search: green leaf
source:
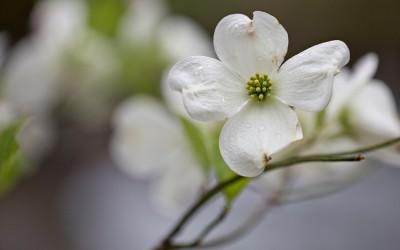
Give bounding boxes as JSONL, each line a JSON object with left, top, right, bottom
{"left": 86, "top": 0, "right": 125, "bottom": 37}
{"left": 207, "top": 134, "right": 250, "bottom": 205}
{"left": 0, "top": 121, "right": 26, "bottom": 197}
{"left": 118, "top": 43, "right": 169, "bottom": 96}
{"left": 178, "top": 116, "right": 210, "bottom": 174}
{"left": 316, "top": 109, "right": 326, "bottom": 128}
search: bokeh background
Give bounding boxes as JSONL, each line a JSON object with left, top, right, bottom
{"left": 0, "top": 0, "right": 399, "bottom": 250}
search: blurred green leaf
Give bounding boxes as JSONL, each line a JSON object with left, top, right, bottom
{"left": 207, "top": 134, "right": 250, "bottom": 205}
{"left": 86, "top": 0, "right": 125, "bottom": 37}
{"left": 118, "top": 43, "right": 169, "bottom": 97}
{"left": 179, "top": 116, "right": 210, "bottom": 174}
{"left": 0, "top": 121, "right": 25, "bottom": 197}
{"left": 316, "top": 110, "right": 326, "bottom": 128}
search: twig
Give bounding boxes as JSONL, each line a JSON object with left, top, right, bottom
{"left": 319, "top": 137, "right": 400, "bottom": 156}
{"left": 154, "top": 136, "right": 400, "bottom": 249}
{"left": 155, "top": 154, "right": 363, "bottom": 249}
{"left": 169, "top": 206, "right": 230, "bottom": 249}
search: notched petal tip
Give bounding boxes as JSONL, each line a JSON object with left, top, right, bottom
{"left": 253, "top": 11, "right": 281, "bottom": 25}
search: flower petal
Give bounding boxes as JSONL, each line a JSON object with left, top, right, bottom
{"left": 350, "top": 80, "right": 400, "bottom": 140}
{"left": 110, "top": 96, "right": 185, "bottom": 178}
{"left": 168, "top": 56, "right": 248, "bottom": 121}
{"left": 118, "top": 0, "right": 167, "bottom": 44}
{"left": 274, "top": 40, "right": 350, "bottom": 112}
{"left": 350, "top": 52, "right": 378, "bottom": 83}
{"left": 214, "top": 11, "right": 288, "bottom": 80}
{"left": 219, "top": 98, "right": 303, "bottom": 177}
{"left": 156, "top": 16, "right": 214, "bottom": 61}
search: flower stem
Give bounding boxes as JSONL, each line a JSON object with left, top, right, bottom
{"left": 156, "top": 155, "right": 364, "bottom": 249}
{"left": 321, "top": 137, "right": 400, "bottom": 156}
{"left": 156, "top": 136, "right": 400, "bottom": 249}
{"left": 157, "top": 175, "right": 242, "bottom": 249}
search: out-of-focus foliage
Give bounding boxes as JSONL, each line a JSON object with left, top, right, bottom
{"left": 0, "top": 120, "right": 25, "bottom": 196}
{"left": 208, "top": 136, "right": 250, "bottom": 205}
{"left": 86, "top": 0, "right": 125, "bottom": 37}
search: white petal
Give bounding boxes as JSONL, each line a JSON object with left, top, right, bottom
{"left": 350, "top": 52, "right": 378, "bottom": 83}
{"left": 219, "top": 98, "right": 303, "bottom": 177}
{"left": 214, "top": 11, "right": 288, "bottom": 80}
{"left": 350, "top": 80, "right": 400, "bottom": 140}
{"left": 161, "top": 68, "right": 189, "bottom": 117}
{"left": 32, "top": 0, "right": 86, "bottom": 50}
{"left": 327, "top": 54, "right": 378, "bottom": 120}
{"left": 156, "top": 16, "right": 214, "bottom": 61}
{"left": 274, "top": 40, "right": 350, "bottom": 112}
{"left": 110, "top": 96, "right": 185, "bottom": 178}
{"left": 3, "top": 40, "right": 61, "bottom": 115}
{"left": 117, "top": 0, "right": 167, "bottom": 44}
{"left": 168, "top": 56, "right": 248, "bottom": 121}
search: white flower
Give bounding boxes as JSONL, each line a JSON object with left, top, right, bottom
{"left": 118, "top": 0, "right": 213, "bottom": 60}
{"left": 326, "top": 53, "right": 400, "bottom": 165}
{"left": 118, "top": 0, "right": 168, "bottom": 44}
{"left": 168, "top": 11, "right": 350, "bottom": 177}
{"left": 3, "top": 0, "right": 119, "bottom": 129}
{"left": 110, "top": 96, "right": 206, "bottom": 213}
{"left": 31, "top": 0, "right": 86, "bottom": 52}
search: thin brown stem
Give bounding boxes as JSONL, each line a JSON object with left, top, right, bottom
{"left": 151, "top": 135, "right": 400, "bottom": 250}
{"left": 321, "top": 137, "right": 400, "bottom": 156}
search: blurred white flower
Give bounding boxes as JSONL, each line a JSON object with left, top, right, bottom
{"left": 110, "top": 4, "right": 219, "bottom": 212}
{"left": 3, "top": 40, "right": 61, "bottom": 115}
{"left": 2, "top": 0, "right": 119, "bottom": 129}
{"left": 110, "top": 96, "right": 206, "bottom": 213}
{"left": 118, "top": 0, "right": 213, "bottom": 60}
{"left": 2, "top": 0, "right": 86, "bottom": 115}
{"left": 118, "top": 0, "right": 167, "bottom": 44}
{"left": 327, "top": 53, "right": 400, "bottom": 165}
{"left": 31, "top": 0, "right": 86, "bottom": 52}
{"left": 156, "top": 16, "right": 214, "bottom": 61}
{"left": 258, "top": 53, "right": 400, "bottom": 202}
{"left": 168, "top": 11, "right": 350, "bottom": 177}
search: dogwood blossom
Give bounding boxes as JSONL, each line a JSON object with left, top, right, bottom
{"left": 326, "top": 53, "right": 400, "bottom": 165}
{"left": 110, "top": 96, "right": 206, "bottom": 213}
{"left": 168, "top": 11, "right": 350, "bottom": 177}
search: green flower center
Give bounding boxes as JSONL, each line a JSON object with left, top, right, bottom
{"left": 246, "top": 73, "right": 272, "bottom": 102}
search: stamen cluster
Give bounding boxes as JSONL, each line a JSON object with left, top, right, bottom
{"left": 246, "top": 73, "right": 272, "bottom": 101}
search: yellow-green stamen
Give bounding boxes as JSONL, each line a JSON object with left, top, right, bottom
{"left": 246, "top": 73, "right": 272, "bottom": 102}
